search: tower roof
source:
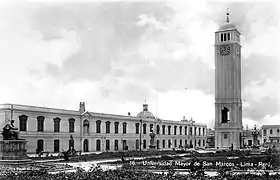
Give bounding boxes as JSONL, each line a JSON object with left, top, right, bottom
{"left": 217, "top": 11, "right": 238, "bottom": 32}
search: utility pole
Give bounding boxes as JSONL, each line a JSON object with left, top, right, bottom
{"left": 11, "top": 104, "right": 13, "bottom": 120}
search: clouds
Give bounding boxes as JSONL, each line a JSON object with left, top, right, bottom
{"left": 0, "top": 0, "right": 278, "bottom": 128}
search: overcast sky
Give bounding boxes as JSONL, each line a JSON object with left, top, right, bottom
{"left": 0, "top": 0, "right": 279, "bottom": 129}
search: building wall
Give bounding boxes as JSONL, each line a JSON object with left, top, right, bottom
{"left": 262, "top": 125, "right": 280, "bottom": 144}
{"left": 0, "top": 103, "right": 207, "bottom": 153}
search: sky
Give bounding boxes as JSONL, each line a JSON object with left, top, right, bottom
{"left": 0, "top": 0, "right": 279, "bottom": 129}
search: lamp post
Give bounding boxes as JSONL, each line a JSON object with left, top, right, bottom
{"left": 140, "top": 119, "right": 142, "bottom": 151}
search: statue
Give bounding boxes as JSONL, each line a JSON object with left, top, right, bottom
{"left": 149, "top": 129, "right": 156, "bottom": 151}
{"left": 1, "top": 120, "right": 23, "bottom": 140}
{"left": 150, "top": 131, "right": 156, "bottom": 146}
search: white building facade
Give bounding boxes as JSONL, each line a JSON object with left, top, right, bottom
{"left": 0, "top": 103, "right": 207, "bottom": 153}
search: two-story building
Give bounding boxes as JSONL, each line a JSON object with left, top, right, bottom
{"left": 0, "top": 103, "right": 207, "bottom": 153}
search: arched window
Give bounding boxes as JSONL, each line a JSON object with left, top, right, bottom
{"left": 162, "top": 140, "right": 165, "bottom": 148}
{"left": 194, "top": 127, "right": 197, "bottom": 136}
{"left": 114, "top": 140, "right": 118, "bottom": 151}
{"left": 143, "top": 139, "right": 146, "bottom": 149}
{"left": 180, "top": 139, "right": 182, "bottom": 147}
{"left": 143, "top": 124, "right": 147, "bottom": 134}
{"left": 136, "top": 139, "right": 140, "bottom": 150}
{"left": 105, "top": 121, "right": 111, "bottom": 133}
{"left": 83, "top": 139, "right": 89, "bottom": 152}
{"left": 224, "top": 33, "right": 226, "bottom": 41}
{"left": 96, "top": 139, "right": 101, "bottom": 151}
{"left": 277, "top": 129, "right": 280, "bottom": 133}
{"left": 203, "top": 139, "right": 205, "bottom": 146}
{"left": 53, "top": 117, "right": 61, "bottom": 132}
{"left": 270, "top": 129, "right": 273, "bottom": 134}
{"left": 69, "top": 118, "right": 75, "bottom": 133}
{"left": 264, "top": 129, "right": 267, "bottom": 135}
{"left": 19, "top": 115, "right": 28, "bottom": 131}
{"left": 227, "top": 33, "right": 230, "bottom": 41}
{"left": 135, "top": 123, "right": 140, "bottom": 134}
{"left": 106, "top": 139, "right": 110, "bottom": 151}
{"left": 203, "top": 128, "right": 205, "bottom": 136}
{"left": 157, "top": 140, "right": 160, "bottom": 149}
{"left": 168, "top": 126, "right": 171, "bottom": 135}
{"left": 199, "top": 127, "right": 201, "bottom": 136}
{"left": 37, "top": 139, "right": 44, "bottom": 152}
{"left": 190, "top": 127, "right": 193, "bottom": 135}
{"left": 114, "top": 122, "right": 119, "bottom": 134}
{"left": 156, "top": 125, "right": 160, "bottom": 135}
{"left": 83, "top": 120, "right": 89, "bottom": 133}
{"left": 162, "top": 125, "right": 165, "bottom": 135}
{"left": 122, "top": 140, "right": 127, "bottom": 150}
{"left": 123, "top": 122, "right": 127, "bottom": 134}
{"left": 221, "top": 33, "right": 223, "bottom": 42}
{"left": 96, "top": 120, "right": 101, "bottom": 133}
{"left": 174, "top": 140, "right": 177, "bottom": 147}
{"left": 168, "top": 139, "right": 171, "bottom": 148}
{"left": 37, "top": 116, "right": 45, "bottom": 132}
{"left": 54, "top": 139, "right": 60, "bottom": 153}
{"left": 174, "top": 126, "right": 177, "bottom": 135}
{"left": 179, "top": 126, "right": 182, "bottom": 135}
{"left": 69, "top": 136, "right": 74, "bottom": 149}
{"left": 150, "top": 124, "right": 153, "bottom": 132}
{"left": 185, "top": 126, "right": 187, "bottom": 135}
{"left": 185, "top": 139, "right": 188, "bottom": 146}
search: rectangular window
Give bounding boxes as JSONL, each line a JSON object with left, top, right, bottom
{"left": 96, "top": 140, "right": 101, "bottom": 151}
{"left": 69, "top": 118, "right": 75, "bottom": 133}
{"left": 54, "top": 139, "right": 60, "bottom": 153}
{"left": 37, "top": 116, "right": 45, "bottom": 132}
{"left": 221, "top": 33, "right": 223, "bottom": 42}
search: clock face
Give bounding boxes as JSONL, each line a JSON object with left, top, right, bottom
{"left": 220, "top": 45, "right": 230, "bottom": 56}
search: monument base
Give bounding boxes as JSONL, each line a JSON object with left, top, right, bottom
{"left": 0, "top": 140, "right": 32, "bottom": 165}
{"left": 148, "top": 145, "right": 157, "bottom": 151}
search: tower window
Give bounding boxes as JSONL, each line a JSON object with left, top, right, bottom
{"left": 221, "top": 107, "right": 229, "bottom": 123}
{"left": 221, "top": 34, "right": 223, "bottom": 42}
{"left": 224, "top": 33, "right": 227, "bottom": 41}
{"left": 227, "top": 33, "right": 230, "bottom": 40}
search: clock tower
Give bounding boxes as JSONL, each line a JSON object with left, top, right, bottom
{"left": 214, "top": 12, "right": 243, "bottom": 149}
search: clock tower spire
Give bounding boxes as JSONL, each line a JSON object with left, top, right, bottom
{"left": 214, "top": 11, "right": 243, "bottom": 149}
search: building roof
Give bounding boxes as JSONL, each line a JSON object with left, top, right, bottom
{"left": 262, "top": 125, "right": 280, "bottom": 129}
{"left": 218, "top": 23, "right": 236, "bottom": 31}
